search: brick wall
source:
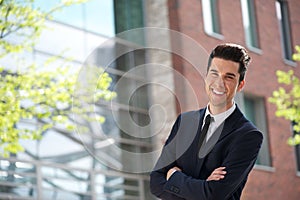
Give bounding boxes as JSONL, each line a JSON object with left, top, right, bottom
{"left": 167, "top": 0, "right": 300, "bottom": 199}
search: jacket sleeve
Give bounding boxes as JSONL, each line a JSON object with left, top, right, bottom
{"left": 150, "top": 115, "right": 185, "bottom": 199}
{"left": 161, "top": 129, "right": 263, "bottom": 200}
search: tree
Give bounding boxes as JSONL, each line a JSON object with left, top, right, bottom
{"left": 0, "top": 0, "right": 116, "bottom": 157}
{"left": 269, "top": 45, "right": 300, "bottom": 145}
{"left": 0, "top": 0, "right": 90, "bottom": 57}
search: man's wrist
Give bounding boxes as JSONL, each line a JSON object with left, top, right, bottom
{"left": 166, "top": 168, "right": 177, "bottom": 180}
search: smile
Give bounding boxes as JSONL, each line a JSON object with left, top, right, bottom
{"left": 212, "top": 89, "right": 226, "bottom": 95}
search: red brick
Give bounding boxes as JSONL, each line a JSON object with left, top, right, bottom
{"left": 168, "top": 0, "right": 300, "bottom": 199}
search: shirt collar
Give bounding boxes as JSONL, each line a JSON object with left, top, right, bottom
{"left": 204, "top": 103, "right": 236, "bottom": 123}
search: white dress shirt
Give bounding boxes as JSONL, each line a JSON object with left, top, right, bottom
{"left": 167, "top": 103, "right": 237, "bottom": 180}
{"left": 203, "top": 103, "right": 236, "bottom": 142}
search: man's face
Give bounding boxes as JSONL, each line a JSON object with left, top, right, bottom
{"left": 205, "top": 57, "right": 244, "bottom": 114}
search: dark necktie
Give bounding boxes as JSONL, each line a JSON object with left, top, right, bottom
{"left": 198, "top": 115, "right": 212, "bottom": 150}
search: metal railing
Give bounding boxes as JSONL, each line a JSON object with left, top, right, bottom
{"left": 0, "top": 157, "right": 150, "bottom": 200}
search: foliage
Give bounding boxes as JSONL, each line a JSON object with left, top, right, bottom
{"left": 0, "top": 0, "right": 116, "bottom": 157}
{"left": 269, "top": 45, "right": 300, "bottom": 145}
{"left": 0, "top": 0, "right": 88, "bottom": 57}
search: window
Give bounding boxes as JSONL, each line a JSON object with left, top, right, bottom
{"left": 241, "top": 0, "right": 261, "bottom": 51}
{"left": 295, "top": 145, "right": 300, "bottom": 174}
{"left": 4, "top": 1, "right": 150, "bottom": 199}
{"left": 292, "top": 123, "right": 300, "bottom": 173}
{"left": 202, "top": 0, "right": 223, "bottom": 39}
{"left": 275, "top": 0, "right": 294, "bottom": 62}
{"left": 235, "top": 93, "right": 272, "bottom": 167}
{"left": 34, "top": 0, "right": 115, "bottom": 36}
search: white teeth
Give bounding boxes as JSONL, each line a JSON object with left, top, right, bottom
{"left": 213, "top": 89, "right": 225, "bottom": 95}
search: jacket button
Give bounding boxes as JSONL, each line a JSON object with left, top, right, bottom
{"left": 170, "top": 186, "right": 180, "bottom": 193}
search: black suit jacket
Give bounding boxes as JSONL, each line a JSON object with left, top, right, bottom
{"left": 150, "top": 106, "right": 263, "bottom": 200}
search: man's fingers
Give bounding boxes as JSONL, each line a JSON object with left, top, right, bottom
{"left": 207, "top": 175, "right": 224, "bottom": 181}
{"left": 212, "top": 171, "right": 226, "bottom": 174}
{"left": 211, "top": 167, "right": 226, "bottom": 173}
{"left": 207, "top": 166, "right": 227, "bottom": 181}
{"left": 174, "top": 166, "right": 182, "bottom": 171}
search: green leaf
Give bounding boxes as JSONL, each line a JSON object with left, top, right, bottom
{"left": 0, "top": 0, "right": 116, "bottom": 157}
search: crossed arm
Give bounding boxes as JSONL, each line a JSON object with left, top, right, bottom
{"left": 150, "top": 131, "right": 262, "bottom": 200}
{"left": 150, "top": 112, "right": 263, "bottom": 200}
{"left": 166, "top": 166, "right": 226, "bottom": 181}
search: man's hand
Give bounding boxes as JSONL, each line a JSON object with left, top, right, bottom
{"left": 166, "top": 166, "right": 182, "bottom": 180}
{"left": 207, "top": 167, "right": 226, "bottom": 181}
{"left": 166, "top": 166, "right": 226, "bottom": 181}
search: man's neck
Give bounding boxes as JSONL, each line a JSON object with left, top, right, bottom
{"left": 208, "top": 102, "right": 234, "bottom": 115}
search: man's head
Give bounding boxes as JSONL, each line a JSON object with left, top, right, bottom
{"left": 205, "top": 43, "right": 251, "bottom": 114}
{"left": 207, "top": 43, "right": 251, "bottom": 84}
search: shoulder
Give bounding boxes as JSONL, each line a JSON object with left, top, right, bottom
{"left": 172, "top": 109, "right": 205, "bottom": 129}
{"left": 180, "top": 108, "right": 205, "bottom": 121}
{"left": 231, "top": 107, "right": 263, "bottom": 140}
{"left": 237, "top": 120, "right": 263, "bottom": 141}
{"left": 170, "top": 109, "right": 205, "bottom": 136}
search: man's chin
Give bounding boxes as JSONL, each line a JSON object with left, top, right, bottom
{"left": 209, "top": 102, "right": 228, "bottom": 111}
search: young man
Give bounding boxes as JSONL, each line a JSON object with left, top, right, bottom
{"left": 150, "top": 43, "right": 263, "bottom": 200}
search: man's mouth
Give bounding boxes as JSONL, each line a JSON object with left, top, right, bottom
{"left": 212, "top": 89, "right": 226, "bottom": 95}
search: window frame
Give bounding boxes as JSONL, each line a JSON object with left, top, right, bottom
{"left": 202, "top": 0, "right": 224, "bottom": 40}
{"left": 275, "top": 0, "right": 295, "bottom": 65}
{"left": 235, "top": 92, "right": 273, "bottom": 169}
{"left": 292, "top": 122, "right": 300, "bottom": 175}
{"left": 240, "top": 0, "right": 262, "bottom": 54}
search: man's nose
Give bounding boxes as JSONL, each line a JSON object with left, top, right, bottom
{"left": 214, "top": 76, "right": 225, "bottom": 87}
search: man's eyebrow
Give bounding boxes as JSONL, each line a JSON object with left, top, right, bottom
{"left": 209, "top": 69, "right": 237, "bottom": 77}
{"left": 209, "top": 69, "right": 218, "bottom": 73}
{"left": 226, "top": 72, "right": 236, "bottom": 77}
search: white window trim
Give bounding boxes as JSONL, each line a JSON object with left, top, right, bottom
{"left": 202, "top": 0, "right": 224, "bottom": 40}
{"left": 240, "top": 0, "right": 261, "bottom": 52}
{"left": 275, "top": 1, "right": 295, "bottom": 62}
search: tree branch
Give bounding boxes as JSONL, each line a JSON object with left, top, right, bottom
{"left": 0, "top": 3, "right": 12, "bottom": 39}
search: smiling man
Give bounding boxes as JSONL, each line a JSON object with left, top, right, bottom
{"left": 150, "top": 43, "right": 263, "bottom": 200}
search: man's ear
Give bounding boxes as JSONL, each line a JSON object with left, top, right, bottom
{"left": 237, "top": 80, "right": 245, "bottom": 92}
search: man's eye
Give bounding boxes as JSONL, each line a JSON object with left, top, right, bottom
{"left": 225, "top": 76, "right": 234, "bottom": 80}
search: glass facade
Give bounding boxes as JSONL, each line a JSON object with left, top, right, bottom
{"left": 0, "top": 0, "right": 155, "bottom": 199}
{"left": 35, "top": 0, "right": 115, "bottom": 36}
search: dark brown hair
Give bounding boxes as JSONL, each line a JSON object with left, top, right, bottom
{"left": 207, "top": 43, "right": 251, "bottom": 83}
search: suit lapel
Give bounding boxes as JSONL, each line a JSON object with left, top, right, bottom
{"left": 194, "top": 109, "right": 207, "bottom": 177}
{"left": 176, "top": 109, "right": 204, "bottom": 160}
{"left": 218, "top": 106, "right": 244, "bottom": 141}
{"left": 195, "top": 106, "right": 244, "bottom": 177}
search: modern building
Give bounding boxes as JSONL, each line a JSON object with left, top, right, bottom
{"left": 0, "top": 0, "right": 161, "bottom": 199}
{"left": 1, "top": 0, "right": 300, "bottom": 200}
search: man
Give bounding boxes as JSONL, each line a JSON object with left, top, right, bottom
{"left": 150, "top": 43, "right": 263, "bottom": 200}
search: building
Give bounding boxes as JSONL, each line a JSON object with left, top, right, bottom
{"left": 0, "top": 0, "right": 159, "bottom": 199}
{"left": 166, "top": 0, "right": 300, "bottom": 199}
{"left": 1, "top": 0, "right": 300, "bottom": 200}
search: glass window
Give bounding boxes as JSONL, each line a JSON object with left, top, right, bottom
{"left": 2, "top": 1, "right": 152, "bottom": 199}
{"left": 236, "top": 93, "right": 272, "bottom": 167}
{"left": 34, "top": 0, "right": 115, "bottom": 36}
{"left": 85, "top": 0, "right": 115, "bottom": 36}
{"left": 241, "top": 0, "right": 260, "bottom": 50}
{"left": 292, "top": 123, "right": 300, "bottom": 173}
{"left": 295, "top": 146, "right": 300, "bottom": 173}
{"left": 202, "top": 0, "right": 223, "bottom": 39}
{"left": 275, "top": 0, "right": 293, "bottom": 61}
